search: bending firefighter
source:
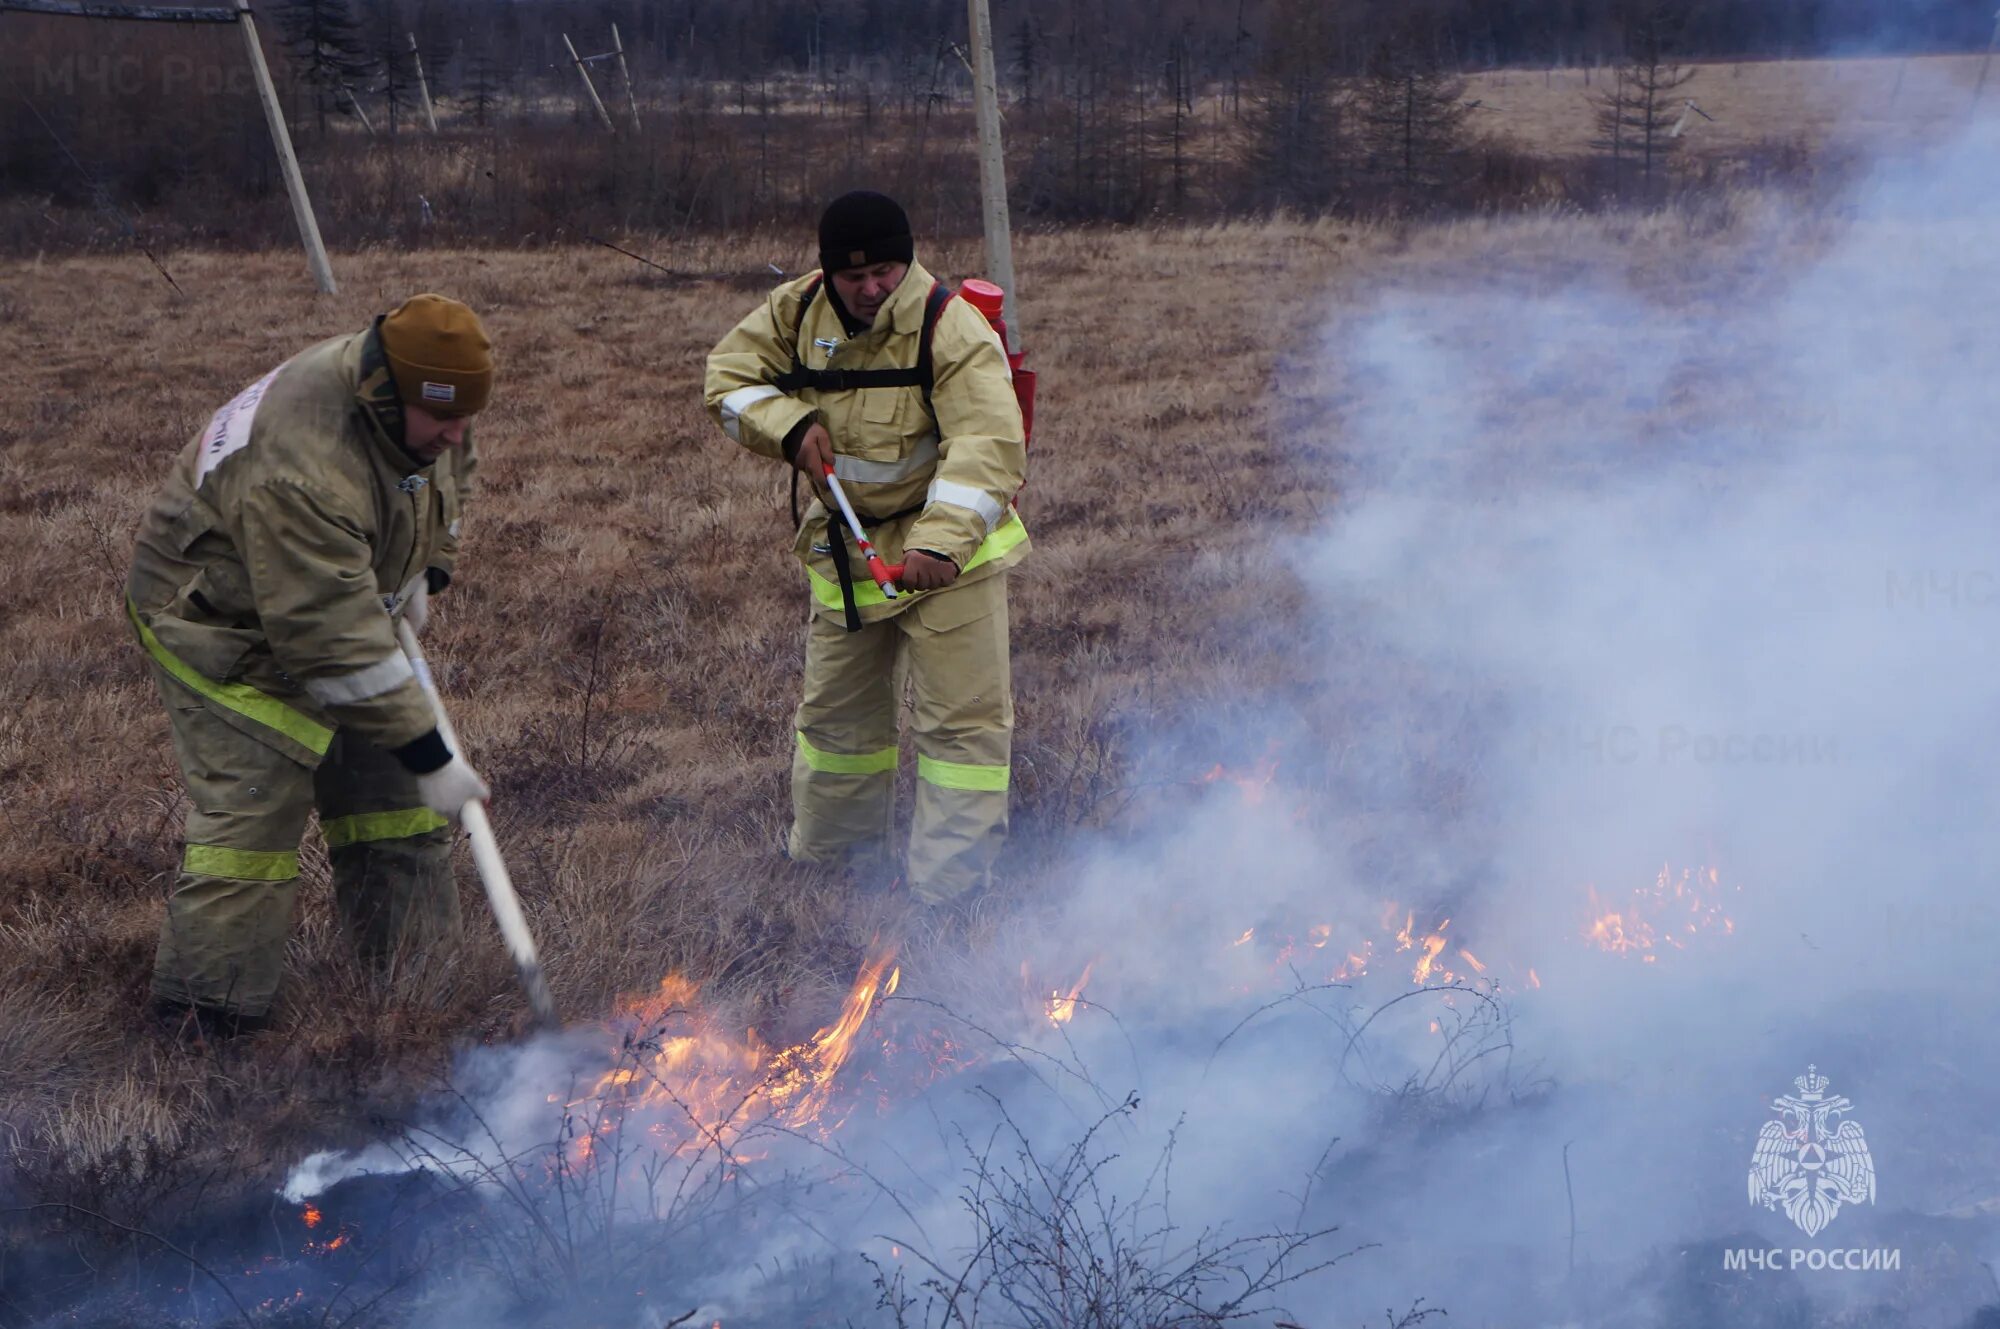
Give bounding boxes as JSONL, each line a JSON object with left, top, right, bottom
{"left": 126, "top": 295, "right": 496, "bottom": 1031}
{"left": 705, "top": 191, "right": 1029, "bottom": 906}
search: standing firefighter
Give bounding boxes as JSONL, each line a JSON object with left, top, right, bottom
{"left": 127, "top": 295, "right": 495, "bottom": 1032}
{"left": 706, "top": 192, "right": 1029, "bottom": 907}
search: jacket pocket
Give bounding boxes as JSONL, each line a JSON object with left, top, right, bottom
{"left": 149, "top": 616, "right": 263, "bottom": 683}
{"left": 180, "top": 559, "right": 256, "bottom": 628}
{"left": 861, "top": 386, "right": 906, "bottom": 425}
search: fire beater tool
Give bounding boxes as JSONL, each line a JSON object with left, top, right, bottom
{"left": 397, "top": 620, "right": 560, "bottom": 1030}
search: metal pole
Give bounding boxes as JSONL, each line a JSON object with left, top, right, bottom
{"left": 236, "top": 0, "right": 336, "bottom": 294}
{"left": 397, "top": 621, "right": 560, "bottom": 1030}
{"left": 965, "top": 0, "right": 1018, "bottom": 350}
{"left": 564, "top": 32, "right": 617, "bottom": 133}
{"left": 409, "top": 32, "right": 438, "bottom": 133}
{"left": 612, "top": 22, "right": 642, "bottom": 133}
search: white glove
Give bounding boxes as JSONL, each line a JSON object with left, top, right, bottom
{"left": 416, "top": 754, "right": 490, "bottom": 819}
{"left": 395, "top": 574, "right": 430, "bottom": 636}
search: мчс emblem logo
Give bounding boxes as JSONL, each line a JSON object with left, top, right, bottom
{"left": 1748, "top": 1065, "right": 1876, "bottom": 1237}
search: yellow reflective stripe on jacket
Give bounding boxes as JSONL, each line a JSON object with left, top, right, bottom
{"left": 808, "top": 512, "right": 1028, "bottom": 612}
{"left": 183, "top": 844, "right": 301, "bottom": 881}
{"left": 796, "top": 731, "right": 899, "bottom": 775}
{"left": 916, "top": 754, "right": 1010, "bottom": 792}
{"left": 322, "top": 807, "right": 448, "bottom": 848}
{"left": 128, "top": 598, "right": 335, "bottom": 756}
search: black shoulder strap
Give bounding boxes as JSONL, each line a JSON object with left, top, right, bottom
{"left": 770, "top": 280, "right": 954, "bottom": 403}
{"left": 916, "top": 281, "right": 954, "bottom": 413}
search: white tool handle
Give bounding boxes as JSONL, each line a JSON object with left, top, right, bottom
{"left": 822, "top": 467, "right": 870, "bottom": 548}
{"left": 821, "top": 467, "right": 901, "bottom": 599}
{"left": 397, "top": 620, "right": 559, "bottom": 1029}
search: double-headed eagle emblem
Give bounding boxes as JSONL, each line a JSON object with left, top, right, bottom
{"left": 1748, "top": 1065, "right": 1876, "bottom": 1237}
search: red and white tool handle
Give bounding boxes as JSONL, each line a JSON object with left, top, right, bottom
{"left": 821, "top": 465, "right": 904, "bottom": 598}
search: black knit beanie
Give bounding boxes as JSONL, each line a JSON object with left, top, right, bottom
{"left": 818, "top": 191, "right": 914, "bottom": 275}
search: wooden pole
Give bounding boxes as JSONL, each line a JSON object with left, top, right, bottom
{"left": 343, "top": 83, "right": 377, "bottom": 137}
{"left": 965, "top": 0, "right": 1017, "bottom": 349}
{"left": 409, "top": 32, "right": 438, "bottom": 134}
{"left": 612, "top": 23, "right": 642, "bottom": 133}
{"left": 564, "top": 32, "right": 617, "bottom": 133}
{"left": 236, "top": 0, "right": 336, "bottom": 294}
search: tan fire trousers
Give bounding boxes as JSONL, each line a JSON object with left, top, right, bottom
{"left": 148, "top": 664, "right": 460, "bottom": 1018}
{"left": 789, "top": 573, "right": 1012, "bottom": 903}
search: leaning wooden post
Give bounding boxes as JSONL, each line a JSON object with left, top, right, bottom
{"left": 342, "top": 83, "right": 377, "bottom": 137}
{"left": 236, "top": 0, "right": 336, "bottom": 294}
{"left": 965, "top": 0, "right": 1018, "bottom": 349}
{"left": 612, "top": 23, "right": 641, "bottom": 133}
{"left": 564, "top": 32, "right": 617, "bottom": 133}
{"left": 409, "top": 32, "right": 439, "bottom": 133}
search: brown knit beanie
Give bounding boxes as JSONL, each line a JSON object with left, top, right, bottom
{"left": 380, "top": 294, "right": 493, "bottom": 417}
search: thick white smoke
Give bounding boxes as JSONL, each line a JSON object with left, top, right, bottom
{"left": 967, "top": 106, "right": 2000, "bottom": 1324}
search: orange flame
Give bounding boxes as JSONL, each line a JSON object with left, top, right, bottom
{"left": 567, "top": 940, "right": 906, "bottom": 1173}
{"left": 1047, "top": 961, "right": 1096, "bottom": 1026}
{"left": 1583, "top": 864, "right": 1734, "bottom": 961}
{"left": 764, "top": 943, "right": 899, "bottom": 1124}
{"left": 1202, "top": 755, "right": 1280, "bottom": 805}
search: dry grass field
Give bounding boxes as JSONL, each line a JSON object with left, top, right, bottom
{"left": 0, "top": 157, "right": 1958, "bottom": 1318}
{"left": 1, "top": 38, "right": 1994, "bottom": 1310}
{"left": 1465, "top": 51, "right": 1995, "bottom": 159}
{"left": 0, "top": 222, "right": 1387, "bottom": 1206}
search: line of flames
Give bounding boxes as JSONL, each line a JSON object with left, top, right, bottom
{"left": 291, "top": 762, "right": 1739, "bottom": 1259}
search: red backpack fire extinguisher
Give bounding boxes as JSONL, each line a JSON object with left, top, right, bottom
{"left": 958, "top": 278, "right": 1037, "bottom": 446}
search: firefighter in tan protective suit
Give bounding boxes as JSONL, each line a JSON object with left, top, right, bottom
{"left": 705, "top": 192, "right": 1029, "bottom": 906}
{"left": 126, "top": 295, "right": 495, "bottom": 1033}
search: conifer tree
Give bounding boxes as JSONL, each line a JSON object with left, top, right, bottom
{"left": 274, "top": 0, "right": 374, "bottom": 135}
{"left": 1356, "top": 21, "right": 1471, "bottom": 203}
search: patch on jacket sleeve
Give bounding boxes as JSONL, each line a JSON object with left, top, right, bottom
{"left": 421, "top": 382, "right": 456, "bottom": 404}
{"left": 195, "top": 363, "right": 285, "bottom": 484}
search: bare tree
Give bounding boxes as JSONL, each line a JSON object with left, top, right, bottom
{"left": 465, "top": 30, "right": 503, "bottom": 128}
{"left": 1243, "top": 0, "right": 1346, "bottom": 213}
{"left": 1164, "top": 20, "right": 1195, "bottom": 212}
{"left": 1010, "top": 14, "right": 1041, "bottom": 113}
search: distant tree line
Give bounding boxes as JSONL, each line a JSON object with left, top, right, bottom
{"left": 0, "top": 0, "right": 1991, "bottom": 251}
{"left": 282, "top": 0, "right": 1990, "bottom": 83}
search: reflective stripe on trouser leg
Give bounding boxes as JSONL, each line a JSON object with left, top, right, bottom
{"left": 149, "top": 664, "right": 315, "bottom": 1017}
{"left": 904, "top": 576, "right": 1012, "bottom": 903}
{"left": 790, "top": 609, "right": 901, "bottom": 864}
{"left": 315, "top": 730, "right": 460, "bottom": 971}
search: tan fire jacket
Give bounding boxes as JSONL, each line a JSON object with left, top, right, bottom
{"left": 704, "top": 260, "right": 1029, "bottom": 623}
{"left": 126, "top": 325, "right": 475, "bottom": 764}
